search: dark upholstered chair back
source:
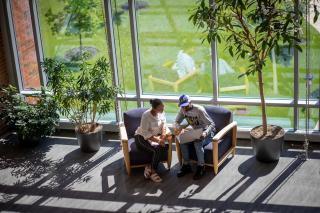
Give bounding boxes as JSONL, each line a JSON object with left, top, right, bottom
{"left": 123, "top": 106, "right": 231, "bottom": 138}
{"left": 204, "top": 106, "right": 232, "bottom": 132}
{"left": 123, "top": 108, "right": 148, "bottom": 139}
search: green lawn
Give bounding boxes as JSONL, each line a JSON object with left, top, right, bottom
{"left": 38, "top": 0, "right": 319, "bottom": 129}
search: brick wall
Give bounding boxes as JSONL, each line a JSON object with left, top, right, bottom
{"left": 11, "top": 0, "right": 40, "bottom": 90}
{"left": 0, "top": 27, "right": 9, "bottom": 85}
{"left": 0, "top": 18, "right": 9, "bottom": 135}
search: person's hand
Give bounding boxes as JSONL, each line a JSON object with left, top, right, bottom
{"left": 159, "top": 138, "right": 166, "bottom": 147}
{"left": 174, "top": 128, "right": 184, "bottom": 135}
{"left": 199, "top": 132, "right": 207, "bottom": 140}
{"left": 160, "top": 133, "right": 166, "bottom": 140}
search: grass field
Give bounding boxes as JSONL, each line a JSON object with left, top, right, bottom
{"left": 38, "top": 0, "right": 319, "bottom": 129}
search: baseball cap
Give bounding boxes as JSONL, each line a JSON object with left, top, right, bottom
{"left": 178, "top": 94, "right": 191, "bottom": 107}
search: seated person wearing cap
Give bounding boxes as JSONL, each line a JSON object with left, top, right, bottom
{"left": 174, "top": 95, "right": 216, "bottom": 180}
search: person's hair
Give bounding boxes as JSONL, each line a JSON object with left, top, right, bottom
{"left": 149, "top": 98, "right": 163, "bottom": 109}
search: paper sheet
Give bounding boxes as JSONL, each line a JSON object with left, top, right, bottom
{"left": 177, "top": 128, "right": 203, "bottom": 144}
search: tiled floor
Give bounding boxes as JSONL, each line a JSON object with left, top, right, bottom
{"left": 0, "top": 133, "right": 319, "bottom": 212}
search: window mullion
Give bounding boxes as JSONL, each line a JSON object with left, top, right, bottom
{"left": 104, "top": 0, "right": 122, "bottom": 122}
{"left": 128, "top": 0, "right": 143, "bottom": 108}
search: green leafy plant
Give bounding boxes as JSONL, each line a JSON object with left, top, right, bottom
{"left": 45, "top": 0, "right": 104, "bottom": 57}
{"left": 0, "top": 85, "right": 59, "bottom": 142}
{"left": 190, "top": 0, "right": 319, "bottom": 135}
{"left": 42, "top": 57, "right": 120, "bottom": 133}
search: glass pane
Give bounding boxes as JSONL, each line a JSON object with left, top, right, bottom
{"left": 11, "top": 0, "right": 41, "bottom": 90}
{"left": 218, "top": 48, "right": 294, "bottom": 99}
{"left": 136, "top": 0, "right": 213, "bottom": 96}
{"left": 221, "top": 105, "right": 294, "bottom": 129}
{"left": 38, "top": 0, "right": 116, "bottom": 121}
{"left": 121, "top": 101, "right": 138, "bottom": 112}
{"left": 99, "top": 111, "right": 116, "bottom": 121}
{"left": 112, "top": 0, "right": 136, "bottom": 94}
{"left": 298, "top": 107, "right": 319, "bottom": 131}
{"left": 38, "top": 0, "right": 108, "bottom": 67}
{"left": 299, "top": 8, "right": 320, "bottom": 100}
{"left": 217, "top": 4, "right": 294, "bottom": 99}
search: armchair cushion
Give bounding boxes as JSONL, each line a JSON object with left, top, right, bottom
{"left": 128, "top": 138, "right": 169, "bottom": 165}
{"left": 187, "top": 137, "right": 232, "bottom": 164}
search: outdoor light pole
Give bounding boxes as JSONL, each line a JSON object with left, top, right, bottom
{"left": 303, "top": 73, "right": 313, "bottom": 160}
{"left": 302, "top": 0, "right": 312, "bottom": 160}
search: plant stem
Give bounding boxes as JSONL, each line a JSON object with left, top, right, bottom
{"left": 92, "top": 102, "right": 97, "bottom": 124}
{"left": 258, "top": 69, "right": 268, "bottom": 134}
{"left": 79, "top": 32, "right": 83, "bottom": 56}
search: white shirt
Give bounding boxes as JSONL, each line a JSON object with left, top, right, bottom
{"left": 135, "top": 109, "right": 170, "bottom": 140}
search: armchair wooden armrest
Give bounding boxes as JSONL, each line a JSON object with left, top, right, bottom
{"left": 119, "top": 124, "right": 131, "bottom": 175}
{"left": 212, "top": 121, "right": 237, "bottom": 175}
{"left": 119, "top": 124, "right": 128, "bottom": 142}
{"left": 212, "top": 121, "right": 237, "bottom": 142}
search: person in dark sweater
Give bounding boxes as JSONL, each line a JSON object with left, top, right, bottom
{"left": 174, "top": 95, "right": 216, "bottom": 180}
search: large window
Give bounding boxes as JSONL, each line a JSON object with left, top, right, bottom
{"left": 11, "top": 0, "right": 41, "bottom": 90}
{"left": 112, "top": 0, "right": 136, "bottom": 94}
{"left": 217, "top": 42, "right": 294, "bottom": 99}
{"left": 38, "top": 0, "right": 109, "bottom": 69}
{"left": 37, "top": 0, "right": 116, "bottom": 121}
{"left": 223, "top": 105, "right": 294, "bottom": 129}
{"left": 136, "top": 0, "right": 213, "bottom": 96}
{"left": 4, "top": 0, "right": 319, "bottom": 133}
{"left": 299, "top": 8, "right": 320, "bottom": 101}
{"left": 216, "top": 1, "right": 295, "bottom": 99}
{"left": 299, "top": 108, "right": 319, "bottom": 131}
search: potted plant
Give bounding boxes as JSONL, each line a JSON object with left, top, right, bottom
{"left": 190, "top": 0, "right": 318, "bottom": 162}
{"left": 0, "top": 85, "right": 59, "bottom": 147}
{"left": 42, "top": 57, "right": 120, "bottom": 152}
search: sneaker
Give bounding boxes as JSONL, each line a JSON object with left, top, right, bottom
{"left": 193, "top": 165, "right": 205, "bottom": 180}
{"left": 177, "top": 164, "right": 192, "bottom": 178}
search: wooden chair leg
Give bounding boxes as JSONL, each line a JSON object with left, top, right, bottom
{"left": 175, "top": 137, "right": 182, "bottom": 165}
{"left": 122, "top": 140, "right": 131, "bottom": 176}
{"left": 213, "top": 141, "right": 219, "bottom": 175}
{"left": 167, "top": 135, "right": 173, "bottom": 170}
{"left": 213, "top": 164, "right": 218, "bottom": 175}
{"left": 232, "top": 125, "right": 237, "bottom": 157}
{"left": 125, "top": 162, "right": 131, "bottom": 176}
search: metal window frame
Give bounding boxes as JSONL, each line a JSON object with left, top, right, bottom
{"left": 29, "top": 0, "right": 46, "bottom": 87}
{"left": 104, "top": 0, "right": 121, "bottom": 122}
{"left": 128, "top": 0, "right": 143, "bottom": 108}
{"left": 293, "top": 0, "right": 300, "bottom": 131}
{"left": 3, "top": 0, "right": 23, "bottom": 91}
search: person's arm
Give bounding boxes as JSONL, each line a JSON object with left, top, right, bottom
{"left": 149, "top": 135, "right": 161, "bottom": 143}
{"left": 174, "top": 110, "right": 186, "bottom": 135}
{"left": 160, "top": 113, "right": 167, "bottom": 139}
{"left": 174, "top": 110, "right": 185, "bottom": 129}
{"left": 199, "top": 108, "right": 216, "bottom": 138}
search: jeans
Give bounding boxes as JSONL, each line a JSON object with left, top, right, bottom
{"left": 180, "top": 130, "right": 214, "bottom": 166}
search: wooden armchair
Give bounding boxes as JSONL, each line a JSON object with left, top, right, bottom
{"left": 119, "top": 108, "right": 172, "bottom": 176}
{"left": 175, "top": 106, "right": 237, "bottom": 175}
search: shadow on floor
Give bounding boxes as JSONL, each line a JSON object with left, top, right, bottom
{"left": 0, "top": 134, "right": 319, "bottom": 212}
